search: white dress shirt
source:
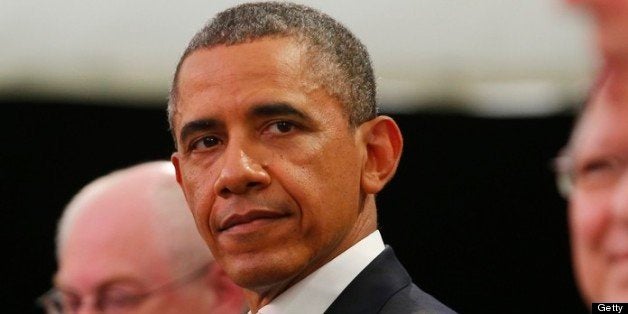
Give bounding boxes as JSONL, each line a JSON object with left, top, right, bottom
{"left": 251, "top": 230, "right": 386, "bottom": 314}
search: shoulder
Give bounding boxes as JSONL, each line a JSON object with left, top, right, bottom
{"left": 379, "top": 282, "right": 458, "bottom": 314}
{"left": 325, "top": 246, "right": 457, "bottom": 314}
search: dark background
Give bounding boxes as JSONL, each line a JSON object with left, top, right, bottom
{"left": 3, "top": 97, "right": 587, "bottom": 313}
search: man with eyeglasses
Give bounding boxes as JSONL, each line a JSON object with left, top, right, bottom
{"left": 39, "top": 161, "right": 246, "bottom": 313}
{"left": 556, "top": 70, "right": 628, "bottom": 304}
{"left": 555, "top": 0, "right": 628, "bottom": 304}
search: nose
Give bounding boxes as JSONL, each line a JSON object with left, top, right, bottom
{"left": 213, "top": 139, "right": 271, "bottom": 197}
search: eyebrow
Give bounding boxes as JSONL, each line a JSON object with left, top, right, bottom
{"left": 248, "top": 102, "right": 310, "bottom": 121}
{"left": 179, "top": 119, "right": 222, "bottom": 146}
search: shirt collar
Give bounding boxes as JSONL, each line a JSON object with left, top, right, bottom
{"left": 253, "top": 230, "right": 385, "bottom": 314}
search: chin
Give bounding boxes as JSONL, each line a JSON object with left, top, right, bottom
{"left": 223, "top": 251, "right": 306, "bottom": 291}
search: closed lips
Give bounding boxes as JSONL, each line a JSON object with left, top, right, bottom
{"left": 219, "top": 210, "right": 288, "bottom": 231}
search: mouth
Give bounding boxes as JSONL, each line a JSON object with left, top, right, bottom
{"left": 218, "top": 210, "right": 289, "bottom": 233}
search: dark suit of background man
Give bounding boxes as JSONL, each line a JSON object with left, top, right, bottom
{"left": 167, "top": 2, "right": 456, "bottom": 313}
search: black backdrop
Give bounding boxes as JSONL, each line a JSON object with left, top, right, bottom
{"left": 3, "top": 98, "right": 587, "bottom": 313}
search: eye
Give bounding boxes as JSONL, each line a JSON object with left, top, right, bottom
{"left": 575, "top": 157, "right": 622, "bottom": 190}
{"left": 266, "top": 121, "right": 296, "bottom": 134}
{"left": 190, "top": 136, "right": 222, "bottom": 152}
{"left": 580, "top": 158, "right": 618, "bottom": 175}
{"left": 100, "top": 289, "right": 145, "bottom": 310}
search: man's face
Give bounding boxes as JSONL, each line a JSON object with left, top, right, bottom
{"left": 569, "top": 74, "right": 628, "bottom": 302}
{"left": 568, "top": 0, "right": 628, "bottom": 66}
{"left": 171, "top": 37, "right": 370, "bottom": 291}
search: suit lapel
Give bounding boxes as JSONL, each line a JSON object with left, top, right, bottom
{"left": 324, "top": 246, "right": 412, "bottom": 314}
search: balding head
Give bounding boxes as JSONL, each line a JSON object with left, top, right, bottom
{"left": 57, "top": 161, "right": 209, "bottom": 273}
{"left": 51, "top": 161, "right": 244, "bottom": 314}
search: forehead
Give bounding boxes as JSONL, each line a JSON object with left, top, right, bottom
{"left": 571, "top": 79, "right": 628, "bottom": 157}
{"left": 179, "top": 37, "right": 305, "bottom": 95}
{"left": 56, "top": 192, "right": 168, "bottom": 282}
{"left": 173, "top": 37, "right": 314, "bottom": 127}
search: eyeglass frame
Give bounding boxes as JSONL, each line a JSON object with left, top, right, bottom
{"left": 552, "top": 146, "right": 628, "bottom": 200}
{"left": 36, "top": 262, "right": 212, "bottom": 314}
{"left": 552, "top": 151, "right": 574, "bottom": 199}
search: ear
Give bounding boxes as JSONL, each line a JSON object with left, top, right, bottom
{"left": 171, "top": 152, "right": 183, "bottom": 185}
{"left": 358, "top": 116, "right": 403, "bottom": 194}
{"left": 204, "top": 263, "right": 247, "bottom": 313}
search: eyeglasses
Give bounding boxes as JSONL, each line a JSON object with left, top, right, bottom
{"left": 552, "top": 150, "right": 628, "bottom": 199}
{"left": 37, "top": 262, "right": 211, "bottom": 314}
{"left": 552, "top": 153, "right": 574, "bottom": 199}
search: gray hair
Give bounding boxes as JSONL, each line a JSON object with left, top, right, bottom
{"left": 167, "top": 1, "right": 377, "bottom": 135}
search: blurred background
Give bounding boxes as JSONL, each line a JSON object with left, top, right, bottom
{"left": 3, "top": 0, "right": 596, "bottom": 313}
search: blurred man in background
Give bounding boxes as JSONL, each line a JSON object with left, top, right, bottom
{"left": 39, "top": 161, "right": 245, "bottom": 313}
{"left": 557, "top": 0, "right": 628, "bottom": 304}
{"left": 559, "top": 71, "right": 628, "bottom": 304}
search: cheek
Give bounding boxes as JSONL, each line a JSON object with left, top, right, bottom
{"left": 569, "top": 192, "right": 611, "bottom": 296}
{"left": 180, "top": 160, "right": 217, "bottom": 239}
{"left": 281, "top": 135, "right": 362, "bottom": 222}
{"left": 570, "top": 192, "right": 609, "bottom": 250}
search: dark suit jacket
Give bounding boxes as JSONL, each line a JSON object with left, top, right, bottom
{"left": 325, "top": 246, "right": 457, "bottom": 314}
